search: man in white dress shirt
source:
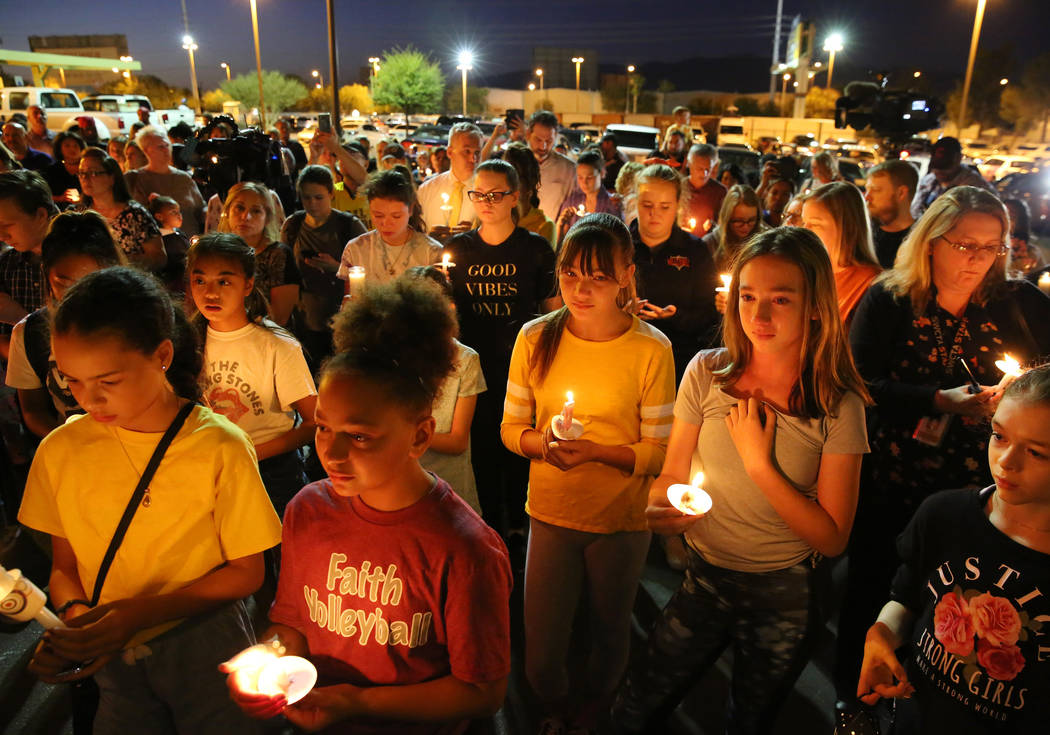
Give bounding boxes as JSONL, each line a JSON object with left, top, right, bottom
{"left": 418, "top": 122, "right": 483, "bottom": 240}
{"left": 526, "top": 110, "right": 576, "bottom": 220}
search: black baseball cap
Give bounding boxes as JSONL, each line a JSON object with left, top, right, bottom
{"left": 931, "top": 137, "right": 962, "bottom": 170}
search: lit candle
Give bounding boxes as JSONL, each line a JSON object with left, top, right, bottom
{"left": 667, "top": 472, "right": 713, "bottom": 516}
{"left": 561, "top": 390, "right": 575, "bottom": 426}
{"left": 440, "top": 191, "right": 452, "bottom": 227}
{"left": 440, "top": 252, "right": 455, "bottom": 276}
{"left": 223, "top": 639, "right": 317, "bottom": 705}
{"left": 550, "top": 390, "right": 584, "bottom": 440}
{"left": 688, "top": 217, "right": 697, "bottom": 231}
{"left": 703, "top": 218, "right": 712, "bottom": 232}
{"left": 1039, "top": 272, "right": 1050, "bottom": 295}
{"left": 715, "top": 273, "right": 732, "bottom": 292}
{"left": 0, "top": 565, "right": 64, "bottom": 630}
{"left": 347, "top": 265, "right": 366, "bottom": 300}
{"left": 994, "top": 353, "right": 1023, "bottom": 378}
{"left": 65, "top": 189, "right": 80, "bottom": 203}
{"left": 576, "top": 203, "right": 586, "bottom": 217}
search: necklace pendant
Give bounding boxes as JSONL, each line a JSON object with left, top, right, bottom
{"left": 389, "top": 267, "right": 396, "bottom": 276}
{"left": 142, "top": 490, "right": 151, "bottom": 508}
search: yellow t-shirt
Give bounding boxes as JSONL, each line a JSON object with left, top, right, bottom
{"left": 18, "top": 405, "right": 282, "bottom": 644}
{"left": 501, "top": 316, "right": 676, "bottom": 533}
{"left": 333, "top": 183, "right": 371, "bottom": 229}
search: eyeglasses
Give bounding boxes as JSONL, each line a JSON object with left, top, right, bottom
{"left": 77, "top": 170, "right": 110, "bottom": 179}
{"left": 467, "top": 190, "right": 514, "bottom": 204}
{"left": 729, "top": 217, "right": 759, "bottom": 228}
{"left": 939, "top": 235, "right": 1008, "bottom": 258}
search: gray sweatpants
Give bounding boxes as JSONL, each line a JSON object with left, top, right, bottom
{"left": 92, "top": 601, "right": 264, "bottom": 735}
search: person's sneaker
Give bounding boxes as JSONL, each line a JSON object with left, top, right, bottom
{"left": 537, "top": 716, "right": 567, "bottom": 735}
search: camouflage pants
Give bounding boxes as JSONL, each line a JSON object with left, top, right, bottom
{"left": 612, "top": 547, "right": 819, "bottom": 735}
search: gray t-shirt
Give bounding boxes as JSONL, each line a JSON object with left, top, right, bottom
{"left": 677, "top": 349, "right": 869, "bottom": 572}
{"left": 124, "top": 166, "right": 206, "bottom": 235}
{"left": 420, "top": 340, "right": 486, "bottom": 513}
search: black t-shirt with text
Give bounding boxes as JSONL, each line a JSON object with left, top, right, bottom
{"left": 445, "top": 227, "right": 556, "bottom": 378}
{"left": 890, "top": 488, "right": 1050, "bottom": 733}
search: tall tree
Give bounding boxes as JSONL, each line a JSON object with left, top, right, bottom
{"left": 999, "top": 52, "right": 1050, "bottom": 141}
{"left": 371, "top": 47, "right": 444, "bottom": 117}
{"left": 443, "top": 84, "right": 488, "bottom": 115}
{"left": 221, "top": 71, "right": 309, "bottom": 120}
{"left": 946, "top": 45, "right": 1015, "bottom": 134}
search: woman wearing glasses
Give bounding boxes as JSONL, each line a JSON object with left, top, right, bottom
{"left": 834, "top": 185, "right": 1050, "bottom": 703}
{"left": 77, "top": 147, "right": 166, "bottom": 272}
{"left": 445, "top": 159, "right": 560, "bottom": 538}
{"left": 701, "top": 184, "right": 768, "bottom": 271}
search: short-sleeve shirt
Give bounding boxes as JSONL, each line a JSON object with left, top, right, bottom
{"left": 337, "top": 230, "right": 444, "bottom": 286}
{"left": 418, "top": 171, "right": 477, "bottom": 230}
{"left": 254, "top": 241, "right": 302, "bottom": 299}
{"left": 444, "top": 227, "right": 557, "bottom": 377}
{"left": 420, "top": 340, "right": 486, "bottom": 512}
{"left": 105, "top": 200, "right": 162, "bottom": 257}
{"left": 0, "top": 246, "right": 44, "bottom": 337}
{"left": 124, "top": 167, "right": 206, "bottom": 235}
{"left": 18, "top": 405, "right": 282, "bottom": 645}
{"left": 269, "top": 477, "right": 511, "bottom": 734}
{"left": 537, "top": 152, "right": 577, "bottom": 219}
{"left": 682, "top": 179, "right": 727, "bottom": 236}
{"left": 5, "top": 309, "right": 81, "bottom": 419}
{"left": 889, "top": 488, "right": 1050, "bottom": 733}
{"left": 675, "top": 349, "right": 870, "bottom": 572}
{"left": 202, "top": 322, "right": 317, "bottom": 445}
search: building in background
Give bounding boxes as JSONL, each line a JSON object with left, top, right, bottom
{"left": 28, "top": 34, "right": 128, "bottom": 90}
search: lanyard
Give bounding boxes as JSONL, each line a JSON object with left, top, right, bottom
{"left": 930, "top": 311, "right": 970, "bottom": 374}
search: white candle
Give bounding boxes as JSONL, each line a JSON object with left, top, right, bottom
{"left": 440, "top": 252, "right": 455, "bottom": 274}
{"left": 667, "top": 472, "right": 713, "bottom": 516}
{"left": 1039, "top": 272, "right": 1050, "bottom": 295}
{"left": 440, "top": 192, "right": 452, "bottom": 227}
{"left": 223, "top": 641, "right": 317, "bottom": 706}
{"left": 994, "top": 353, "right": 1023, "bottom": 378}
{"left": 715, "top": 273, "right": 732, "bottom": 292}
{"left": 561, "top": 390, "right": 575, "bottom": 426}
{"left": 0, "top": 565, "right": 64, "bottom": 630}
{"left": 347, "top": 266, "right": 366, "bottom": 300}
{"left": 576, "top": 203, "right": 586, "bottom": 217}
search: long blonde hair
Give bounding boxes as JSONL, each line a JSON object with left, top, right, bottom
{"left": 806, "top": 182, "right": 879, "bottom": 268}
{"left": 217, "top": 181, "right": 282, "bottom": 245}
{"left": 719, "top": 227, "right": 871, "bottom": 417}
{"left": 713, "top": 184, "right": 767, "bottom": 269}
{"left": 878, "top": 186, "right": 1009, "bottom": 314}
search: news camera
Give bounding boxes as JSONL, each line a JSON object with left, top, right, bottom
{"left": 834, "top": 82, "right": 945, "bottom": 141}
{"left": 184, "top": 115, "right": 288, "bottom": 202}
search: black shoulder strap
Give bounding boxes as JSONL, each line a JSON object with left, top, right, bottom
{"left": 23, "top": 309, "right": 51, "bottom": 386}
{"left": 284, "top": 211, "right": 306, "bottom": 247}
{"left": 89, "top": 401, "right": 196, "bottom": 607}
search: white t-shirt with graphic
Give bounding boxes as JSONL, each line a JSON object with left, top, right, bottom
{"left": 202, "top": 321, "right": 317, "bottom": 445}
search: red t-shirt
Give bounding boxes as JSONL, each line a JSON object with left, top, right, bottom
{"left": 682, "top": 179, "right": 727, "bottom": 236}
{"left": 270, "top": 477, "right": 512, "bottom": 734}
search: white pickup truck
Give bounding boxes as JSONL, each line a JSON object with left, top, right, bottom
{"left": 1, "top": 87, "right": 194, "bottom": 139}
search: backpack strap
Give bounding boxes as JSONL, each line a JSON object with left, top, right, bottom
{"left": 22, "top": 309, "right": 51, "bottom": 387}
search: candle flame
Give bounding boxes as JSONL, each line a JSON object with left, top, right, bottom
{"left": 688, "top": 218, "right": 697, "bottom": 230}
{"left": 566, "top": 390, "right": 574, "bottom": 403}
{"left": 691, "top": 471, "right": 704, "bottom": 488}
{"left": 441, "top": 192, "right": 450, "bottom": 203}
{"left": 576, "top": 203, "right": 586, "bottom": 216}
{"left": 995, "top": 353, "right": 1023, "bottom": 378}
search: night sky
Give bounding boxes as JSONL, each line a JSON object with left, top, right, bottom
{"left": 2, "top": 0, "right": 1047, "bottom": 92}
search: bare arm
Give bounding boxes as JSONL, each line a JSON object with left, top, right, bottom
{"left": 17, "top": 388, "right": 61, "bottom": 438}
{"left": 254, "top": 395, "right": 318, "bottom": 461}
{"left": 428, "top": 394, "right": 477, "bottom": 455}
{"left": 645, "top": 418, "right": 703, "bottom": 535}
{"left": 268, "top": 284, "right": 300, "bottom": 328}
{"left": 857, "top": 601, "right": 916, "bottom": 704}
{"left": 133, "top": 235, "right": 168, "bottom": 273}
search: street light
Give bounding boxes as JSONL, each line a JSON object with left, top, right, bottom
{"left": 823, "top": 33, "right": 844, "bottom": 90}
{"left": 572, "top": 56, "right": 585, "bottom": 113}
{"left": 457, "top": 49, "right": 473, "bottom": 116}
{"left": 181, "top": 35, "right": 201, "bottom": 114}
{"left": 959, "top": 0, "right": 987, "bottom": 132}
{"left": 913, "top": 70, "right": 921, "bottom": 78}
{"left": 312, "top": 69, "right": 323, "bottom": 90}
{"left": 625, "top": 64, "right": 635, "bottom": 115}
{"left": 528, "top": 83, "right": 536, "bottom": 91}
{"left": 1000, "top": 77, "right": 1008, "bottom": 86}
{"left": 535, "top": 68, "right": 543, "bottom": 93}
{"left": 221, "top": 62, "right": 231, "bottom": 81}
{"left": 249, "top": 0, "right": 266, "bottom": 128}
{"left": 120, "top": 55, "right": 133, "bottom": 81}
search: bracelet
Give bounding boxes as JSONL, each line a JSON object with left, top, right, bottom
{"left": 57, "top": 599, "right": 91, "bottom": 616}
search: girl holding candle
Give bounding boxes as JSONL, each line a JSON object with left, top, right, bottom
{"left": 187, "top": 234, "right": 318, "bottom": 517}
{"left": 836, "top": 186, "right": 1050, "bottom": 701}
{"left": 337, "top": 169, "right": 443, "bottom": 287}
{"left": 855, "top": 363, "right": 1050, "bottom": 733}
{"left": 226, "top": 277, "right": 511, "bottom": 733}
{"left": 502, "top": 213, "right": 676, "bottom": 734}
{"left": 613, "top": 227, "right": 871, "bottom": 734}
{"left": 19, "top": 266, "right": 281, "bottom": 733}
{"left": 556, "top": 150, "right": 623, "bottom": 244}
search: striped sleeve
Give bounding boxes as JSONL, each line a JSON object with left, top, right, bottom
{"left": 626, "top": 341, "right": 677, "bottom": 477}
{"left": 499, "top": 328, "right": 536, "bottom": 457}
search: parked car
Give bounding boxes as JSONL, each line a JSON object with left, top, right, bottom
{"left": 604, "top": 124, "right": 660, "bottom": 162}
{"left": 717, "top": 146, "right": 761, "bottom": 186}
{"left": 2, "top": 86, "right": 107, "bottom": 134}
{"left": 996, "top": 172, "right": 1050, "bottom": 234}
{"left": 977, "top": 155, "right": 1040, "bottom": 182}
{"left": 82, "top": 95, "right": 195, "bottom": 129}
{"left": 404, "top": 124, "right": 451, "bottom": 147}
{"left": 716, "top": 117, "right": 749, "bottom": 148}
{"left": 1012, "top": 142, "right": 1050, "bottom": 163}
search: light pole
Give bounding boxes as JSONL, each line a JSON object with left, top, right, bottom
{"left": 625, "top": 65, "right": 635, "bottom": 115}
{"left": 457, "top": 50, "right": 473, "bottom": 116}
{"left": 368, "top": 56, "right": 380, "bottom": 97}
{"left": 959, "top": 0, "right": 987, "bottom": 133}
{"left": 535, "top": 68, "right": 544, "bottom": 94}
{"left": 781, "top": 73, "right": 791, "bottom": 116}
{"left": 312, "top": 69, "right": 323, "bottom": 90}
{"left": 823, "top": 33, "right": 843, "bottom": 90}
{"left": 221, "top": 62, "right": 231, "bottom": 81}
{"left": 181, "top": 35, "right": 201, "bottom": 114}
{"left": 120, "top": 55, "right": 134, "bottom": 82}
{"left": 572, "top": 56, "right": 584, "bottom": 113}
{"left": 248, "top": 0, "right": 266, "bottom": 128}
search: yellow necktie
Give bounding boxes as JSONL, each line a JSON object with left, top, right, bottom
{"left": 450, "top": 180, "right": 464, "bottom": 226}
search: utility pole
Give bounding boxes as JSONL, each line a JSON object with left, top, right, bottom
{"left": 769, "top": 0, "right": 784, "bottom": 105}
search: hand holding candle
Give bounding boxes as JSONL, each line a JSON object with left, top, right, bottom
{"left": 440, "top": 192, "right": 452, "bottom": 227}
{"left": 440, "top": 252, "right": 455, "bottom": 276}
{"left": 346, "top": 266, "right": 366, "bottom": 302}
{"left": 222, "top": 638, "right": 317, "bottom": 706}
{"left": 576, "top": 203, "right": 587, "bottom": 217}
{"left": 667, "top": 472, "right": 713, "bottom": 516}
{"left": 715, "top": 273, "right": 732, "bottom": 292}
{"left": 0, "top": 565, "right": 64, "bottom": 630}
{"left": 1039, "top": 272, "right": 1050, "bottom": 295}
{"left": 551, "top": 390, "right": 584, "bottom": 440}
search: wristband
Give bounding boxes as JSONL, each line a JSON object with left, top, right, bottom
{"left": 57, "top": 599, "right": 91, "bottom": 616}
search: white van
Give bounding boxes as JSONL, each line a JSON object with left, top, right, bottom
{"left": 717, "top": 117, "right": 751, "bottom": 149}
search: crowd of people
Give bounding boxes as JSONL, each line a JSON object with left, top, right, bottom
{"left": 0, "top": 105, "right": 1048, "bottom": 735}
